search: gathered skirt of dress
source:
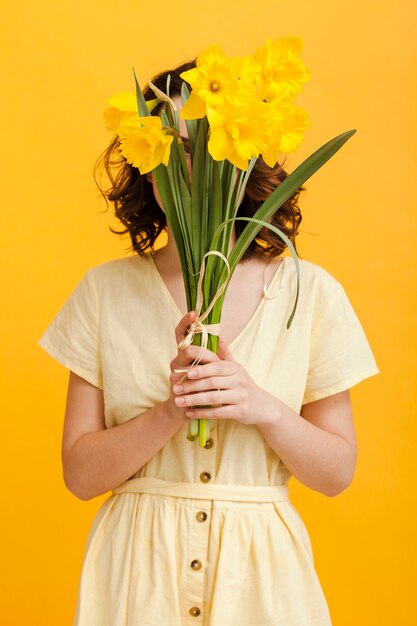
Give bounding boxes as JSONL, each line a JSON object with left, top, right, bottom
{"left": 72, "top": 477, "right": 332, "bottom": 626}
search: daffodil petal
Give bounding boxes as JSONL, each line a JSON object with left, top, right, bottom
{"left": 208, "top": 127, "right": 233, "bottom": 161}
{"left": 117, "top": 115, "right": 172, "bottom": 173}
{"left": 262, "top": 145, "right": 280, "bottom": 168}
{"left": 228, "top": 151, "right": 249, "bottom": 170}
{"left": 271, "top": 37, "right": 304, "bottom": 56}
{"left": 105, "top": 91, "right": 138, "bottom": 112}
{"left": 197, "top": 44, "right": 225, "bottom": 67}
{"left": 104, "top": 109, "right": 138, "bottom": 133}
{"left": 179, "top": 67, "right": 200, "bottom": 88}
{"left": 180, "top": 93, "right": 206, "bottom": 120}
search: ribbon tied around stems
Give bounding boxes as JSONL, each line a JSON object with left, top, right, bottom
{"left": 174, "top": 250, "right": 231, "bottom": 386}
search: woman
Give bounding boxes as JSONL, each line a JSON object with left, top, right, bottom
{"left": 38, "top": 60, "right": 380, "bottom": 625}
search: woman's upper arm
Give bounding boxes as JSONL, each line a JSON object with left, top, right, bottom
{"left": 62, "top": 370, "right": 106, "bottom": 463}
{"left": 300, "top": 389, "right": 357, "bottom": 455}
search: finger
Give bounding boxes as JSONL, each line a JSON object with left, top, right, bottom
{"left": 183, "top": 360, "right": 237, "bottom": 380}
{"left": 218, "top": 336, "right": 236, "bottom": 362}
{"left": 172, "top": 376, "right": 234, "bottom": 395}
{"left": 174, "top": 310, "right": 197, "bottom": 346}
{"left": 173, "top": 344, "right": 220, "bottom": 372}
{"left": 184, "top": 404, "right": 238, "bottom": 420}
{"left": 174, "top": 388, "right": 236, "bottom": 408}
{"left": 170, "top": 369, "right": 190, "bottom": 388}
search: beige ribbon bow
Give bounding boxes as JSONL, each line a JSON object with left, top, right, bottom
{"left": 174, "top": 250, "right": 231, "bottom": 384}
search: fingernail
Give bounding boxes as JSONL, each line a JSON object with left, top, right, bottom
{"left": 173, "top": 385, "right": 183, "bottom": 393}
{"left": 188, "top": 369, "right": 198, "bottom": 378}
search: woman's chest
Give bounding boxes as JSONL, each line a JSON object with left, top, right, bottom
{"left": 161, "top": 258, "right": 284, "bottom": 346}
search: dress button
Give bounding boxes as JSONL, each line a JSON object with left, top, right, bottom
{"left": 200, "top": 471, "right": 211, "bottom": 483}
{"left": 191, "top": 559, "right": 202, "bottom": 570}
{"left": 189, "top": 606, "right": 201, "bottom": 617}
{"left": 204, "top": 438, "right": 214, "bottom": 449}
{"left": 196, "top": 511, "right": 208, "bottom": 522}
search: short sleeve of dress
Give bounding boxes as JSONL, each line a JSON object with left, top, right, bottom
{"left": 302, "top": 285, "right": 380, "bottom": 404}
{"left": 37, "top": 269, "right": 103, "bottom": 389}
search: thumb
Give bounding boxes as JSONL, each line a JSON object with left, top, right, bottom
{"left": 175, "top": 310, "right": 197, "bottom": 347}
{"left": 218, "top": 336, "right": 235, "bottom": 361}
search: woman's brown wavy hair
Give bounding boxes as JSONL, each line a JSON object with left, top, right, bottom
{"left": 94, "top": 60, "right": 304, "bottom": 261}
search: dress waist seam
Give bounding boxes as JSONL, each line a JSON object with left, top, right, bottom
{"left": 112, "top": 477, "right": 289, "bottom": 502}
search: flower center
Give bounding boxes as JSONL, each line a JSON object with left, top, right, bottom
{"left": 209, "top": 81, "right": 221, "bottom": 92}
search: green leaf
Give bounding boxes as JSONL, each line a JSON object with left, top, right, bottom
{"left": 160, "top": 109, "right": 170, "bottom": 128}
{"left": 190, "top": 118, "right": 208, "bottom": 268}
{"left": 170, "top": 132, "right": 190, "bottom": 192}
{"left": 153, "top": 163, "right": 194, "bottom": 310}
{"left": 159, "top": 92, "right": 176, "bottom": 131}
{"left": 181, "top": 83, "right": 197, "bottom": 158}
{"left": 249, "top": 130, "right": 357, "bottom": 234}
{"left": 212, "top": 129, "right": 356, "bottom": 311}
{"left": 177, "top": 161, "right": 192, "bottom": 233}
{"left": 132, "top": 68, "right": 151, "bottom": 117}
{"left": 234, "top": 157, "right": 257, "bottom": 213}
{"left": 209, "top": 159, "right": 222, "bottom": 240}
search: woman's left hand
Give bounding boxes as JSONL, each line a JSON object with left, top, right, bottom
{"left": 173, "top": 337, "right": 279, "bottom": 426}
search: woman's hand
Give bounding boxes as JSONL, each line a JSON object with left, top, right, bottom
{"left": 166, "top": 310, "right": 223, "bottom": 425}
{"left": 172, "top": 333, "right": 280, "bottom": 427}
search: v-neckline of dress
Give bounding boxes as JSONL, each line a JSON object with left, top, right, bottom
{"left": 147, "top": 252, "right": 287, "bottom": 349}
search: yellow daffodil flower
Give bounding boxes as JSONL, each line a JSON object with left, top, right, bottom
{"left": 208, "top": 101, "right": 282, "bottom": 170}
{"left": 105, "top": 36, "right": 311, "bottom": 175}
{"left": 228, "top": 54, "right": 261, "bottom": 87}
{"left": 118, "top": 116, "right": 173, "bottom": 174}
{"left": 104, "top": 91, "right": 159, "bottom": 133}
{"left": 180, "top": 45, "right": 253, "bottom": 120}
{"left": 262, "top": 102, "right": 310, "bottom": 167}
{"left": 278, "top": 103, "right": 310, "bottom": 153}
{"left": 254, "top": 37, "right": 311, "bottom": 103}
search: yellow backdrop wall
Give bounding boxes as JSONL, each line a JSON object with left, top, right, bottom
{"left": 1, "top": 1, "right": 416, "bottom": 624}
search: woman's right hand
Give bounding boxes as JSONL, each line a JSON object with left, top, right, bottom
{"left": 166, "top": 310, "right": 221, "bottom": 424}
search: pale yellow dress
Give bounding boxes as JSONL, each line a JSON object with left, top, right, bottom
{"left": 38, "top": 252, "right": 380, "bottom": 626}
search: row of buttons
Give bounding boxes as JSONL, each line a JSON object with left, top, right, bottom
{"left": 188, "top": 437, "right": 214, "bottom": 618}
{"left": 191, "top": 510, "right": 206, "bottom": 615}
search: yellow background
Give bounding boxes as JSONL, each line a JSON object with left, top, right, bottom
{"left": 1, "top": 1, "right": 416, "bottom": 624}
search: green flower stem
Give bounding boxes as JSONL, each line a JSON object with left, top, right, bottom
{"left": 187, "top": 418, "right": 199, "bottom": 441}
{"left": 199, "top": 417, "right": 208, "bottom": 447}
{"left": 185, "top": 291, "right": 221, "bottom": 446}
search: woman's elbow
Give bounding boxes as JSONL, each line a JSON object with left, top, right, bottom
{"left": 63, "top": 466, "right": 92, "bottom": 501}
{"left": 324, "top": 459, "right": 357, "bottom": 497}
{"left": 324, "top": 474, "right": 354, "bottom": 497}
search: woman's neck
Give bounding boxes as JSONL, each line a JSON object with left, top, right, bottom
{"left": 153, "top": 225, "right": 239, "bottom": 274}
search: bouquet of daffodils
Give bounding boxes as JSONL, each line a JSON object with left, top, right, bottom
{"left": 104, "top": 37, "right": 355, "bottom": 446}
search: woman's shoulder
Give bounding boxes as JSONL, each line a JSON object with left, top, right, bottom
{"left": 84, "top": 253, "right": 152, "bottom": 284}
{"left": 77, "top": 254, "right": 155, "bottom": 304}
{"left": 284, "top": 257, "right": 346, "bottom": 316}
{"left": 289, "top": 257, "right": 345, "bottom": 293}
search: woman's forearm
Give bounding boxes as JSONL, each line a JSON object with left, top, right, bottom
{"left": 64, "top": 401, "right": 186, "bottom": 501}
{"left": 257, "top": 396, "right": 355, "bottom": 497}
